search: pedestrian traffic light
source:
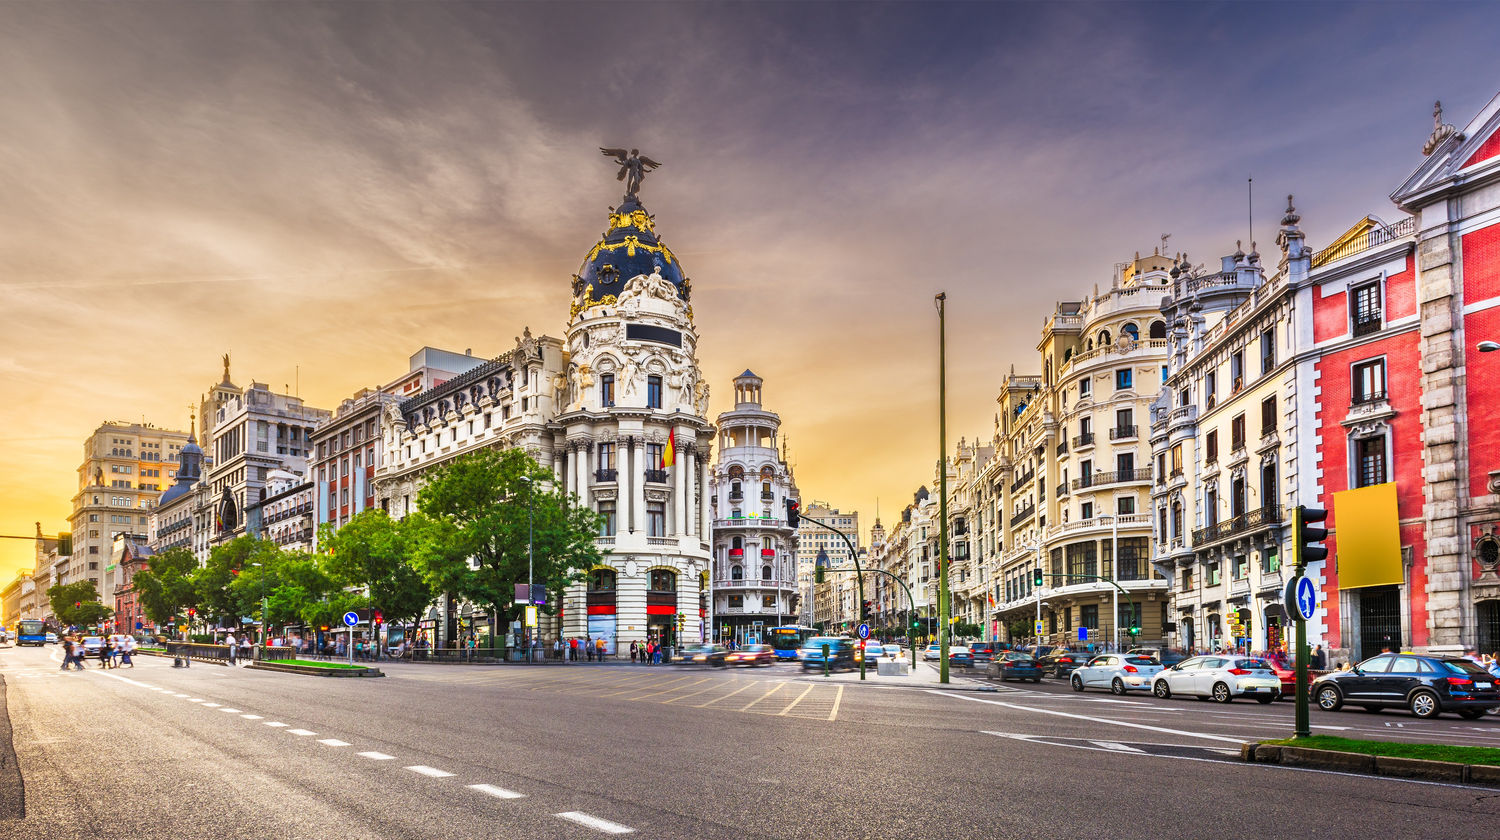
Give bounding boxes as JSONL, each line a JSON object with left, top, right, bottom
{"left": 785, "top": 498, "right": 800, "bottom": 528}
{"left": 1296, "top": 505, "right": 1329, "bottom": 565}
{"left": 1033, "top": 567, "right": 1044, "bottom": 587}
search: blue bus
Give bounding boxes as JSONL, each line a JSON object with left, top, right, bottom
{"left": 768, "top": 625, "right": 817, "bottom": 661}
{"left": 17, "top": 619, "right": 46, "bottom": 646}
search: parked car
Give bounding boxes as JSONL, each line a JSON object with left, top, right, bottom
{"left": 1311, "top": 653, "right": 1500, "bottom": 719}
{"left": 949, "top": 646, "right": 974, "bottom": 668}
{"left": 1071, "top": 654, "right": 1163, "bottom": 695}
{"left": 1151, "top": 655, "right": 1281, "bottom": 703}
{"left": 1040, "top": 649, "right": 1091, "bottom": 678}
{"left": 680, "top": 644, "right": 729, "bottom": 668}
{"left": 801, "top": 637, "right": 857, "bottom": 671}
{"left": 725, "top": 644, "right": 776, "bottom": 667}
{"left": 988, "top": 651, "right": 1043, "bottom": 682}
{"left": 969, "top": 642, "right": 997, "bottom": 664}
{"left": 46, "top": 632, "right": 59, "bottom": 644}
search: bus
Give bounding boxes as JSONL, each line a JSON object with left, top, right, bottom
{"left": 17, "top": 619, "right": 47, "bottom": 646}
{"left": 768, "top": 625, "right": 818, "bottom": 661}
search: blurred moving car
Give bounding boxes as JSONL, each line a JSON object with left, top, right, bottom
{"left": 725, "top": 644, "right": 776, "bottom": 667}
{"left": 968, "top": 642, "right": 997, "bottom": 664}
{"left": 882, "top": 644, "right": 902, "bottom": 660}
{"left": 801, "top": 637, "right": 856, "bottom": 671}
{"left": 1151, "top": 655, "right": 1281, "bottom": 703}
{"left": 1040, "top": 649, "right": 1090, "bottom": 678}
{"left": 681, "top": 644, "right": 729, "bottom": 668}
{"left": 988, "top": 651, "right": 1043, "bottom": 682}
{"left": 948, "top": 646, "right": 974, "bottom": 668}
{"left": 923, "top": 644, "right": 943, "bottom": 661}
{"left": 1071, "top": 654, "right": 1163, "bottom": 694}
{"left": 81, "top": 636, "right": 105, "bottom": 655}
{"left": 46, "top": 632, "right": 59, "bottom": 644}
{"left": 1311, "top": 653, "right": 1500, "bottom": 719}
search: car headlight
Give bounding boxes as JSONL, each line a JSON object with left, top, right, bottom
{"left": 693, "top": 655, "right": 706, "bottom": 661}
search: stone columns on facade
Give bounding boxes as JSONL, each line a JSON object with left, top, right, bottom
{"left": 684, "top": 445, "right": 697, "bottom": 538}
{"left": 699, "top": 444, "right": 712, "bottom": 541}
{"left": 673, "top": 431, "right": 687, "bottom": 537}
{"left": 632, "top": 436, "right": 647, "bottom": 534}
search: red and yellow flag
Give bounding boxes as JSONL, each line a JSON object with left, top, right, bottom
{"left": 661, "top": 430, "right": 675, "bottom": 469}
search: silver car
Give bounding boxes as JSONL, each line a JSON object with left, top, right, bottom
{"left": 1152, "top": 655, "right": 1281, "bottom": 703}
{"left": 1071, "top": 654, "right": 1163, "bottom": 694}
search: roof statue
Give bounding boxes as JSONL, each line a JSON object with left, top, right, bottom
{"left": 1424, "top": 100, "right": 1461, "bottom": 156}
{"left": 600, "top": 148, "right": 662, "bottom": 201}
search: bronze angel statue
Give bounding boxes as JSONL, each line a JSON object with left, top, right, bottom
{"left": 600, "top": 148, "right": 661, "bottom": 201}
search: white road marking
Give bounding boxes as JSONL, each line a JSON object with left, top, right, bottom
{"left": 174, "top": 693, "right": 189, "bottom": 697}
{"left": 358, "top": 752, "right": 395, "bottom": 760}
{"left": 240, "top": 714, "right": 263, "bottom": 720}
{"left": 202, "top": 703, "right": 221, "bottom": 708}
{"left": 928, "top": 690, "right": 1247, "bottom": 744}
{"left": 264, "top": 722, "right": 288, "bottom": 727}
{"left": 555, "top": 811, "right": 635, "bottom": 834}
{"left": 1091, "top": 740, "right": 1145, "bottom": 753}
{"left": 467, "top": 783, "right": 525, "bottom": 799}
{"left": 286, "top": 729, "right": 316, "bottom": 736}
{"left": 405, "top": 765, "right": 455, "bottom": 778}
{"left": 317, "top": 739, "right": 351, "bottom": 747}
{"left": 187, "top": 698, "right": 204, "bottom": 703}
{"left": 220, "top": 708, "right": 241, "bottom": 713}
{"left": 1311, "top": 725, "right": 1351, "bottom": 731}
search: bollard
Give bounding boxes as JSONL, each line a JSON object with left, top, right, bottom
{"left": 822, "top": 643, "right": 831, "bottom": 678}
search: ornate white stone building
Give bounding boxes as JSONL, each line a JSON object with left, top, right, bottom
{"left": 376, "top": 175, "right": 714, "bottom": 651}
{"left": 709, "top": 371, "right": 799, "bottom": 645}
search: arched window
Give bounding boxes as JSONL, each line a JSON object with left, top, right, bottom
{"left": 649, "top": 568, "right": 676, "bottom": 592}
{"left": 731, "top": 536, "right": 742, "bottom": 549}
{"left": 1122, "top": 323, "right": 1139, "bottom": 340}
{"left": 762, "top": 564, "right": 773, "bottom": 580}
{"left": 764, "top": 537, "right": 775, "bottom": 551}
{"left": 1149, "top": 320, "right": 1167, "bottom": 339}
{"left": 731, "top": 564, "right": 743, "bottom": 580}
{"left": 588, "top": 568, "right": 616, "bottom": 591}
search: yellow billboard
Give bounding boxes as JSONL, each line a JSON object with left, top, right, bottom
{"left": 1333, "top": 482, "right": 1403, "bottom": 589}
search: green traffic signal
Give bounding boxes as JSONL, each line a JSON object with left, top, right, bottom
{"left": 1032, "top": 567, "right": 1044, "bottom": 587}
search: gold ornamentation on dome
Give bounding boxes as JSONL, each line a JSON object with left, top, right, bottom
{"left": 589, "top": 236, "right": 675, "bottom": 265}
{"left": 607, "top": 209, "right": 655, "bottom": 234}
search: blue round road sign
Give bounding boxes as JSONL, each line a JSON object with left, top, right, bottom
{"left": 857, "top": 623, "right": 870, "bottom": 639}
{"left": 1292, "top": 576, "right": 1318, "bottom": 621}
{"left": 343, "top": 611, "right": 359, "bottom": 627}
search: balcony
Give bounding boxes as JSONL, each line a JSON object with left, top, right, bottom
{"left": 1009, "top": 503, "right": 1036, "bottom": 527}
{"left": 645, "top": 469, "right": 668, "bottom": 484}
{"left": 1072, "top": 432, "right": 1095, "bottom": 449}
{"left": 728, "top": 490, "right": 743, "bottom": 501}
{"left": 594, "top": 468, "right": 618, "bottom": 482}
{"left": 1056, "top": 441, "right": 1068, "bottom": 457}
{"left": 1191, "top": 504, "right": 1283, "bottom": 547}
{"left": 1070, "top": 468, "right": 1152, "bottom": 491}
{"left": 1351, "top": 389, "right": 1387, "bottom": 407}
{"left": 1352, "top": 316, "right": 1382, "bottom": 337}
{"left": 1010, "top": 468, "right": 1035, "bottom": 493}
{"left": 760, "top": 491, "right": 775, "bottom": 501}
{"left": 1109, "top": 425, "right": 1138, "bottom": 441}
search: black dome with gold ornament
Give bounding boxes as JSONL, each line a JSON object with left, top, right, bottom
{"left": 572, "top": 196, "right": 688, "bottom": 307}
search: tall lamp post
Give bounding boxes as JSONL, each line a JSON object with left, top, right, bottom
{"left": 519, "top": 474, "right": 536, "bottom": 663}
{"left": 935, "top": 291, "right": 950, "bottom": 684}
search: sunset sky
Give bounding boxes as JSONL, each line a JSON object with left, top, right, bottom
{"left": 4, "top": 2, "right": 1500, "bottom": 585}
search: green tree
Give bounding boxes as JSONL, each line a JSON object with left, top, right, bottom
{"left": 319, "top": 511, "right": 434, "bottom": 628}
{"left": 194, "top": 536, "right": 281, "bottom": 627}
{"left": 410, "top": 448, "right": 601, "bottom": 630}
{"left": 133, "top": 545, "right": 200, "bottom": 628}
{"left": 49, "top": 580, "right": 114, "bottom": 628}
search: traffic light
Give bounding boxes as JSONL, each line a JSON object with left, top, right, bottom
{"left": 910, "top": 617, "right": 920, "bottom": 630}
{"left": 815, "top": 565, "right": 824, "bottom": 584}
{"left": 374, "top": 610, "right": 383, "bottom": 625}
{"left": 860, "top": 600, "right": 872, "bottom": 622}
{"left": 1296, "top": 505, "right": 1329, "bottom": 565}
{"left": 785, "top": 498, "right": 800, "bottom": 528}
{"left": 1033, "top": 567, "right": 1044, "bottom": 587}
{"left": 187, "top": 608, "right": 196, "bottom": 617}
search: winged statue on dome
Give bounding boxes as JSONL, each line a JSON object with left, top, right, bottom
{"left": 600, "top": 148, "right": 661, "bottom": 201}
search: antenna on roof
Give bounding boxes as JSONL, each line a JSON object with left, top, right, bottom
{"left": 1248, "top": 177, "right": 1254, "bottom": 249}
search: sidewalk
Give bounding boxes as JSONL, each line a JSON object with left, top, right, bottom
{"left": 792, "top": 658, "right": 993, "bottom": 689}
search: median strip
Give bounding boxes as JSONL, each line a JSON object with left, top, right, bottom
{"left": 1248, "top": 735, "right": 1500, "bottom": 786}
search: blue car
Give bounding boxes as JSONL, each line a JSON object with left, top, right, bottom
{"left": 948, "top": 646, "right": 975, "bottom": 668}
{"left": 988, "top": 651, "right": 1044, "bottom": 682}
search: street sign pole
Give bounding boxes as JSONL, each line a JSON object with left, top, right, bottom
{"left": 936, "top": 292, "right": 950, "bottom": 685}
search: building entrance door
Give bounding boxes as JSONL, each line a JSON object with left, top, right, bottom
{"left": 1356, "top": 585, "right": 1402, "bottom": 661}
{"left": 1478, "top": 600, "right": 1500, "bottom": 655}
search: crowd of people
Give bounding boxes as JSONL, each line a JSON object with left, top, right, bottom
{"left": 56, "top": 633, "right": 135, "bottom": 670}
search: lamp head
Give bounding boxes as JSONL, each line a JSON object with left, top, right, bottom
{"left": 1479, "top": 340, "right": 1500, "bottom": 353}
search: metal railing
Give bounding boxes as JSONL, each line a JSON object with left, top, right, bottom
{"left": 1010, "top": 469, "right": 1035, "bottom": 492}
{"left": 1072, "top": 432, "right": 1095, "bottom": 448}
{"left": 1109, "top": 425, "right": 1138, "bottom": 440}
{"left": 1009, "top": 503, "right": 1036, "bottom": 526}
{"left": 1311, "top": 216, "right": 1415, "bottom": 267}
{"left": 1352, "top": 316, "right": 1382, "bottom": 337}
{"left": 644, "top": 469, "right": 668, "bottom": 483}
{"left": 1351, "top": 389, "right": 1387, "bottom": 406}
{"left": 1070, "top": 468, "right": 1151, "bottom": 490}
{"left": 1191, "top": 503, "right": 1283, "bottom": 546}
{"left": 595, "top": 468, "right": 618, "bottom": 482}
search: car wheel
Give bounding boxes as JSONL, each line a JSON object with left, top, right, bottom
{"left": 1071, "top": 675, "right": 1084, "bottom": 692}
{"left": 1316, "top": 685, "right": 1343, "bottom": 711}
{"left": 1409, "top": 690, "right": 1441, "bottom": 719}
{"left": 1458, "top": 708, "right": 1486, "bottom": 720}
{"left": 1212, "top": 682, "right": 1232, "bottom": 703}
{"left": 1153, "top": 680, "right": 1171, "bottom": 699}
{"left": 1111, "top": 678, "right": 1127, "bottom": 696}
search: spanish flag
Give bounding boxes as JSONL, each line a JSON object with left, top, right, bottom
{"left": 661, "top": 429, "right": 675, "bottom": 470}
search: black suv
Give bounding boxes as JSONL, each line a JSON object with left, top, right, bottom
{"left": 1039, "top": 648, "right": 1091, "bottom": 678}
{"left": 968, "top": 643, "right": 997, "bottom": 664}
{"left": 1312, "top": 653, "right": 1500, "bottom": 719}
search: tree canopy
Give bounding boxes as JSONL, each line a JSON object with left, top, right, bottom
{"left": 49, "top": 580, "right": 113, "bottom": 628}
{"left": 133, "top": 545, "right": 200, "bottom": 627}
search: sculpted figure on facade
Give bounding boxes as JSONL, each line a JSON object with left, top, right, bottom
{"left": 621, "top": 351, "right": 640, "bottom": 396}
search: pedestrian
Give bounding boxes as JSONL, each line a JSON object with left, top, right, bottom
{"left": 242, "top": 634, "right": 254, "bottom": 665}
{"left": 1488, "top": 653, "right": 1500, "bottom": 680}
{"left": 652, "top": 641, "right": 662, "bottom": 665}
{"left": 97, "top": 638, "right": 111, "bottom": 669}
{"left": 60, "top": 636, "right": 73, "bottom": 671}
{"left": 596, "top": 637, "right": 606, "bottom": 661}
{"left": 630, "top": 640, "right": 638, "bottom": 664}
{"left": 1311, "top": 644, "right": 1326, "bottom": 670}
{"left": 120, "top": 635, "right": 135, "bottom": 668}
{"left": 568, "top": 637, "right": 578, "bottom": 661}
{"left": 226, "top": 631, "right": 238, "bottom": 665}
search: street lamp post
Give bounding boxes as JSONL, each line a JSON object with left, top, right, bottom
{"left": 520, "top": 475, "right": 536, "bottom": 663}
{"left": 935, "top": 291, "right": 950, "bottom": 685}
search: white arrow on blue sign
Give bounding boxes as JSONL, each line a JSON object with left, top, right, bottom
{"left": 1295, "top": 577, "right": 1318, "bottom": 621}
{"left": 857, "top": 623, "right": 870, "bottom": 639}
{"left": 343, "top": 611, "right": 359, "bottom": 627}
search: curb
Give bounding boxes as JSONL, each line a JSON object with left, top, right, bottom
{"left": 248, "top": 662, "right": 385, "bottom": 678}
{"left": 1244, "top": 743, "right": 1499, "bottom": 786}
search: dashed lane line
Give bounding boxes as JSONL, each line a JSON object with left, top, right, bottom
{"left": 187, "top": 698, "right": 204, "bottom": 703}
{"left": 468, "top": 784, "right": 525, "bottom": 799}
{"left": 317, "top": 739, "right": 351, "bottom": 747}
{"left": 286, "top": 729, "right": 316, "bottom": 736}
{"left": 405, "top": 765, "right": 455, "bottom": 778}
{"left": 776, "top": 683, "right": 816, "bottom": 716}
{"left": 264, "top": 722, "right": 288, "bottom": 727}
{"left": 219, "top": 708, "right": 241, "bottom": 713}
{"left": 202, "top": 703, "right": 221, "bottom": 708}
{"left": 555, "top": 811, "right": 635, "bottom": 834}
{"left": 358, "top": 752, "right": 395, "bottom": 760}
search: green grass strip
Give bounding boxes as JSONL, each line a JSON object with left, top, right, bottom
{"left": 261, "top": 659, "right": 370, "bottom": 670}
{"left": 1265, "top": 734, "right": 1500, "bottom": 767}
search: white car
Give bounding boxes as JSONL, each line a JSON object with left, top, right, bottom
{"left": 859, "top": 642, "right": 883, "bottom": 662}
{"left": 923, "top": 644, "right": 942, "bottom": 661}
{"left": 1152, "top": 655, "right": 1281, "bottom": 703}
{"left": 1071, "top": 653, "right": 1163, "bottom": 694}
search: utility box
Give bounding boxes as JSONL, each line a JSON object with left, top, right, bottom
{"left": 877, "top": 660, "right": 910, "bottom": 677}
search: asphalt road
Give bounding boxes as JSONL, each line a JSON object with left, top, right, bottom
{"left": 2, "top": 644, "right": 1499, "bottom": 840}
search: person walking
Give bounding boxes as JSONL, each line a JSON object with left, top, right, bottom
{"left": 226, "top": 631, "right": 238, "bottom": 666}
{"left": 630, "top": 640, "right": 638, "bottom": 664}
{"left": 120, "top": 635, "right": 135, "bottom": 668}
{"left": 60, "top": 636, "right": 73, "bottom": 671}
{"left": 596, "top": 637, "right": 606, "bottom": 661}
{"left": 568, "top": 637, "right": 578, "bottom": 661}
